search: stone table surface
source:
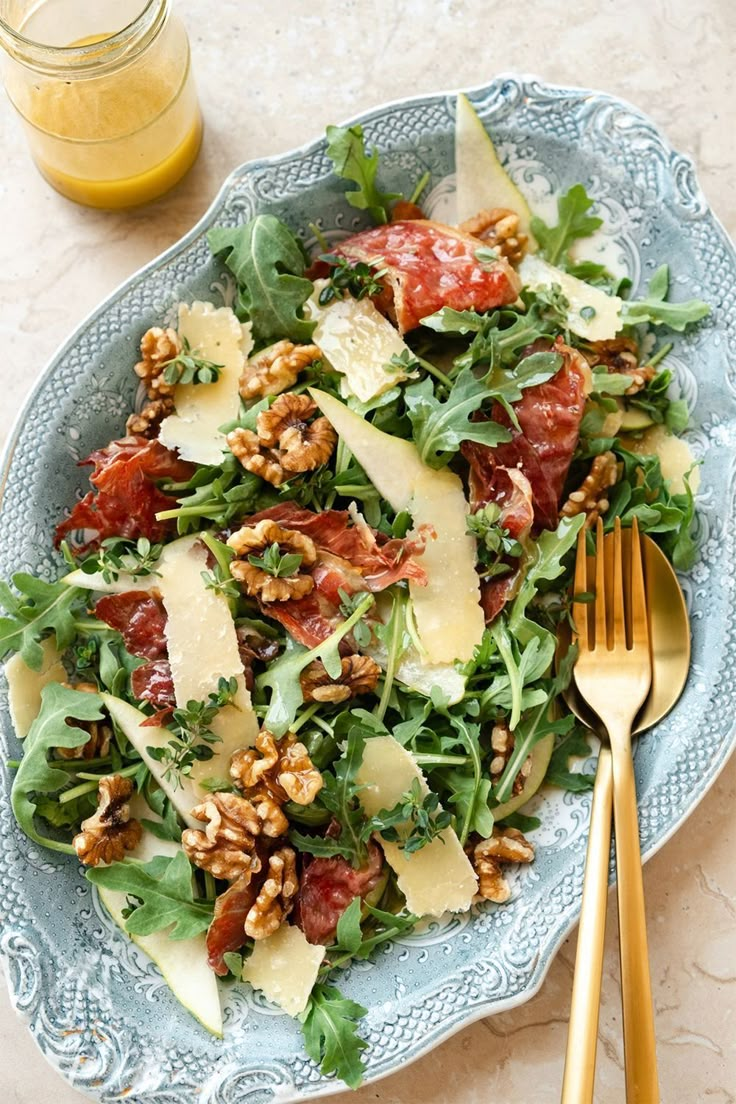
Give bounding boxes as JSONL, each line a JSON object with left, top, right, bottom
{"left": 1, "top": 0, "right": 734, "bottom": 1101}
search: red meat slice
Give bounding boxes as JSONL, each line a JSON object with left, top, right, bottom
{"left": 131, "top": 659, "right": 175, "bottom": 708}
{"left": 55, "top": 436, "right": 193, "bottom": 553}
{"left": 95, "top": 591, "right": 168, "bottom": 660}
{"left": 206, "top": 873, "right": 261, "bottom": 976}
{"left": 335, "top": 219, "right": 521, "bottom": 333}
{"left": 294, "top": 842, "right": 384, "bottom": 946}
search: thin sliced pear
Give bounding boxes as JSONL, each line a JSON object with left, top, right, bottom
{"left": 309, "top": 387, "right": 427, "bottom": 511}
{"left": 95, "top": 803, "right": 222, "bottom": 1037}
{"left": 455, "top": 92, "right": 536, "bottom": 245}
{"left": 61, "top": 566, "right": 159, "bottom": 594}
{"left": 491, "top": 733, "right": 555, "bottom": 821}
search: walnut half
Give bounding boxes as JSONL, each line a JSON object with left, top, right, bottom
{"left": 561, "top": 451, "right": 619, "bottom": 528}
{"left": 472, "top": 827, "right": 535, "bottom": 904}
{"left": 227, "top": 518, "right": 317, "bottom": 602}
{"left": 244, "top": 846, "right": 299, "bottom": 939}
{"left": 227, "top": 392, "right": 336, "bottom": 486}
{"left": 459, "top": 207, "right": 529, "bottom": 266}
{"left": 73, "top": 775, "right": 142, "bottom": 866}
{"left": 240, "top": 340, "right": 322, "bottom": 401}
{"left": 181, "top": 792, "right": 265, "bottom": 881}
{"left": 231, "top": 729, "right": 323, "bottom": 807}
{"left": 300, "top": 655, "right": 381, "bottom": 703}
{"left": 134, "top": 326, "right": 180, "bottom": 399}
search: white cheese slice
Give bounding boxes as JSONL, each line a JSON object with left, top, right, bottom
{"left": 355, "top": 735, "right": 477, "bottom": 917}
{"left": 4, "top": 638, "right": 66, "bottom": 739}
{"left": 242, "top": 922, "right": 325, "bottom": 1017}
{"left": 158, "top": 301, "right": 253, "bottom": 465}
{"left": 366, "top": 596, "right": 466, "bottom": 705}
{"left": 408, "top": 467, "right": 485, "bottom": 664}
{"left": 156, "top": 535, "right": 258, "bottom": 780}
{"left": 96, "top": 800, "right": 222, "bottom": 1037}
{"left": 619, "top": 424, "right": 700, "bottom": 496}
{"left": 307, "top": 289, "right": 414, "bottom": 403}
{"left": 519, "top": 254, "right": 622, "bottom": 341}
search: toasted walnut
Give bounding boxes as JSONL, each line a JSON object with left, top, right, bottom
{"left": 227, "top": 428, "right": 286, "bottom": 486}
{"left": 300, "top": 654, "right": 381, "bottom": 704}
{"left": 240, "top": 340, "right": 322, "bottom": 401}
{"left": 56, "top": 682, "right": 112, "bottom": 760}
{"left": 231, "top": 730, "right": 323, "bottom": 807}
{"left": 257, "top": 393, "right": 337, "bottom": 473}
{"left": 181, "top": 792, "right": 264, "bottom": 881}
{"left": 125, "top": 397, "right": 175, "bottom": 438}
{"left": 73, "top": 775, "right": 142, "bottom": 867}
{"left": 561, "top": 451, "right": 619, "bottom": 528}
{"left": 472, "top": 827, "right": 535, "bottom": 903}
{"left": 134, "top": 327, "right": 181, "bottom": 399}
{"left": 244, "top": 846, "right": 299, "bottom": 939}
{"left": 583, "top": 337, "right": 654, "bottom": 395}
{"left": 459, "top": 207, "right": 528, "bottom": 266}
{"left": 487, "top": 722, "right": 532, "bottom": 796}
{"left": 228, "top": 518, "right": 317, "bottom": 602}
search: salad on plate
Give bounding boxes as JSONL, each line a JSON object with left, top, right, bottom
{"left": 0, "top": 94, "right": 709, "bottom": 1088}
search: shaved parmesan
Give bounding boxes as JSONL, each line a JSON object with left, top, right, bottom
{"left": 307, "top": 287, "right": 414, "bottom": 403}
{"left": 519, "top": 254, "right": 622, "bottom": 341}
{"left": 158, "top": 301, "right": 252, "bottom": 465}
{"left": 619, "top": 424, "right": 700, "bottom": 496}
{"left": 409, "top": 467, "right": 484, "bottom": 664}
{"left": 96, "top": 800, "right": 222, "bottom": 1036}
{"left": 366, "top": 596, "right": 466, "bottom": 704}
{"left": 242, "top": 923, "right": 325, "bottom": 1016}
{"left": 356, "top": 735, "right": 477, "bottom": 917}
{"left": 4, "top": 638, "right": 66, "bottom": 738}
{"left": 156, "top": 535, "right": 258, "bottom": 773}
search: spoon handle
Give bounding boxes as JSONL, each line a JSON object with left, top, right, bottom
{"left": 561, "top": 748, "right": 613, "bottom": 1104}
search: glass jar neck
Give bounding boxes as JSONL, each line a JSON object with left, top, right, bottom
{"left": 0, "top": 0, "right": 169, "bottom": 77}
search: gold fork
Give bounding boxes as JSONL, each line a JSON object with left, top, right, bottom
{"left": 566, "top": 515, "right": 658, "bottom": 1103}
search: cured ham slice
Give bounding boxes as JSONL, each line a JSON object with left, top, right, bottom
{"left": 206, "top": 873, "right": 261, "bottom": 976}
{"left": 95, "top": 591, "right": 168, "bottom": 660}
{"left": 293, "top": 842, "right": 384, "bottom": 946}
{"left": 335, "top": 219, "right": 521, "bottom": 333}
{"left": 55, "top": 436, "right": 193, "bottom": 553}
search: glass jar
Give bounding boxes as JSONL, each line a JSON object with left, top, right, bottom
{"left": 0, "top": 0, "right": 202, "bottom": 208}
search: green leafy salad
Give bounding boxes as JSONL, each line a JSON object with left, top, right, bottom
{"left": 0, "top": 96, "right": 708, "bottom": 1088}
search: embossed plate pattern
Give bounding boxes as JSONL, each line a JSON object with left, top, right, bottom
{"left": 0, "top": 75, "right": 735, "bottom": 1103}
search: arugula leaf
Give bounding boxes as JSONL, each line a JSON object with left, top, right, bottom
{"left": 257, "top": 593, "right": 374, "bottom": 735}
{"left": 485, "top": 351, "right": 562, "bottom": 428}
{"left": 545, "top": 725, "right": 595, "bottom": 792}
{"left": 87, "top": 850, "right": 213, "bottom": 940}
{"left": 404, "top": 369, "right": 511, "bottom": 467}
{"left": 11, "top": 683, "right": 104, "bottom": 853}
{"left": 290, "top": 725, "right": 369, "bottom": 868}
{"left": 325, "top": 124, "right": 400, "bottom": 225}
{"left": 499, "top": 810, "right": 542, "bottom": 832}
{"left": 141, "top": 796, "right": 182, "bottom": 843}
{"left": 334, "top": 896, "right": 364, "bottom": 955}
{"left": 507, "top": 515, "right": 586, "bottom": 645}
{"left": 299, "top": 982, "right": 368, "bottom": 1089}
{"left": 621, "top": 265, "right": 710, "bottom": 332}
{"left": 159, "top": 454, "right": 263, "bottom": 534}
{"left": 530, "top": 184, "right": 603, "bottom": 266}
{"left": 208, "top": 215, "right": 315, "bottom": 344}
{"left": 0, "top": 574, "right": 83, "bottom": 670}
{"left": 494, "top": 709, "right": 576, "bottom": 805}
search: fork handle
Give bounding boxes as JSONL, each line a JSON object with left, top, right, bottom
{"left": 610, "top": 729, "right": 659, "bottom": 1103}
{"left": 561, "top": 748, "right": 613, "bottom": 1104}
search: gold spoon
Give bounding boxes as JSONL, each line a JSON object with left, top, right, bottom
{"left": 559, "top": 531, "right": 690, "bottom": 1104}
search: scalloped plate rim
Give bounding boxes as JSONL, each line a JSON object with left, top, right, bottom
{"left": 1, "top": 72, "right": 735, "bottom": 1103}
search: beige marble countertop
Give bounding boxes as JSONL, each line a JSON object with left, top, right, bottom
{"left": 1, "top": 0, "right": 735, "bottom": 1101}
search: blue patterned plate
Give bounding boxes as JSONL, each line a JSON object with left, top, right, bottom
{"left": 1, "top": 75, "right": 735, "bottom": 1103}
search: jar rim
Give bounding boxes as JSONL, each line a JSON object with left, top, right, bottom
{"left": 0, "top": 0, "right": 168, "bottom": 75}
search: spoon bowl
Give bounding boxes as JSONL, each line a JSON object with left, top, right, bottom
{"left": 557, "top": 530, "right": 691, "bottom": 733}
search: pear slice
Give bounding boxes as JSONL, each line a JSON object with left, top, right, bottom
{"left": 60, "top": 567, "right": 159, "bottom": 594}
{"left": 309, "top": 387, "right": 427, "bottom": 511}
{"left": 490, "top": 733, "right": 555, "bottom": 821}
{"left": 455, "top": 92, "right": 536, "bottom": 245}
{"left": 95, "top": 801, "right": 222, "bottom": 1037}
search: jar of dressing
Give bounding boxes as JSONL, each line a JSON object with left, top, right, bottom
{"left": 0, "top": 0, "right": 202, "bottom": 208}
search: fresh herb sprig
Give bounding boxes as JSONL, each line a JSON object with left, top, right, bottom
{"left": 147, "top": 676, "right": 238, "bottom": 788}
{"left": 318, "top": 254, "right": 386, "bottom": 306}
{"left": 466, "top": 503, "right": 523, "bottom": 578}
{"left": 364, "top": 777, "right": 452, "bottom": 855}
{"left": 161, "top": 336, "right": 223, "bottom": 386}
{"left": 80, "top": 536, "right": 163, "bottom": 584}
{"left": 248, "top": 543, "right": 303, "bottom": 578}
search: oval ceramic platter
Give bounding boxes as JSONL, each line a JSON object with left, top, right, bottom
{"left": 1, "top": 75, "right": 735, "bottom": 1104}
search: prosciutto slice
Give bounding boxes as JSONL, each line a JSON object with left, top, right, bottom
{"left": 95, "top": 591, "right": 168, "bottom": 660}
{"left": 55, "top": 436, "right": 193, "bottom": 553}
{"left": 335, "top": 219, "right": 521, "bottom": 333}
{"left": 206, "top": 873, "right": 261, "bottom": 976}
{"left": 293, "top": 842, "right": 384, "bottom": 946}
